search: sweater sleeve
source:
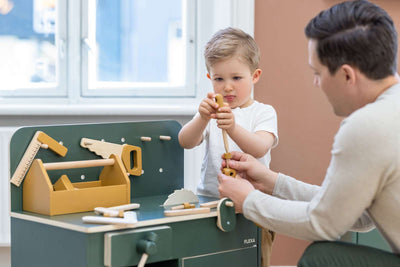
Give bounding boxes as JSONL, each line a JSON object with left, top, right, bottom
{"left": 273, "top": 173, "right": 320, "bottom": 201}
{"left": 243, "top": 114, "right": 385, "bottom": 241}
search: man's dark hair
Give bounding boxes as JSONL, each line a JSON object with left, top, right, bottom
{"left": 305, "top": 0, "right": 397, "bottom": 79}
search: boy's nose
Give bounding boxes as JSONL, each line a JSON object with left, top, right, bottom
{"left": 224, "top": 83, "right": 233, "bottom": 92}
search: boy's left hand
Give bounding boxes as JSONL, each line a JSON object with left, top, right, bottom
{"left": 216, "top": 103, "right": 235, "bottom": 132}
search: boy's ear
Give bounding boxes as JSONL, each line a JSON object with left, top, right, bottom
{"left": 252, "top": 69, "right": 262, "bottom": 84}
{"left": 207, "top": 73, "right": 211, "bottom": 80}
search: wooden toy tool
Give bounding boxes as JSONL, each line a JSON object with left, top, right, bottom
{"left": 80, "top": 138, "right": 142, "bottom": 176}
{"left": 23, "top": 154, "right": 131, "bottom": 216}
{"left": 10, "top": 131, "right": 68, "bottom": 187}
{"left": 94, "top": 203, "right": 141, "bottom": 217}
{"left": 217, "top": 198, "right": 236, "bottom": 232}
{"left": 170, "top": 202, "right": 195, "bottom": 210}
{"left": 215, "top": 94, "right": 236, "bottom": 177}
{"left": 163, "top": 189, "right": 199, "bottom": 206}
{"left": 164, "top": 207, "right": 210, "bottom": 217}
{"left": 200, "top": 200, "right": 220, "bottom": 209}
{"left": 82, "top": 211, "right": 137, "bottom": 225}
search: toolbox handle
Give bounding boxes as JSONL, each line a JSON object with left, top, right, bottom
{"left": 43, "top": 158, "right": 115, "bottom": 170}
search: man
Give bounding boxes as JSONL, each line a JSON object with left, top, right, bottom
{"left": 217, "top": 1, "right": 400, "bottom": 266}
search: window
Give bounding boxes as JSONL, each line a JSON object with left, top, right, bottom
{"left": 0, "top": 0, "right": 67, "bottom": 96}
{"left": 0, "top": 0, "right": 254, "bottom": 114}
{"left": 82, "top": 0, "right": 195, "bottom": 97}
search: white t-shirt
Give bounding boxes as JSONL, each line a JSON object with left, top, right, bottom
{"left": 243, "top": 83, "right": 400, "bottom": 254}
{"left": 197, "top": 101, "right": 278, "bottom": 197}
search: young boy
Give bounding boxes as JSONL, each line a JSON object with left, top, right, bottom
{"left": 178, "top": 27, "right": 278, "bottom": 198}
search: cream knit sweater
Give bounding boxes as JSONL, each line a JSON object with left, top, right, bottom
{"left": 243, "top": 83, "right": 400, "bottom": 254}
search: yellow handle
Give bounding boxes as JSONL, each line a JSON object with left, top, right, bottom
{"left": 215, "top": 94, "right": 224, "bottom": 108}
{"left": 37, "top": 132, "right": 68, "bottom": 156}
{"left": 121, "top": 145, "right": 143, "bottom": 176}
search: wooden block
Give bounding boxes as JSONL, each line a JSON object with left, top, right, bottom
{"left": 222, "top": 168, "right": 236, "bottom": 177}
{"left": 200, "top": 200, "right": 219, "bottom": 209}
{"left": 159, "top": 135, "right": 171, "bottom": 141}
{"left": 223, "top": 153, "right": 232, "bottom": 159}
{"left": 171, "top": 202, "right": 195, "bottom": 210}
{"left": 53, "top": 175, "right": 75, "bottom": 191}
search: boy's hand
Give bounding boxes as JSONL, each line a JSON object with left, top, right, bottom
{"left": 198, "top": 92, "right": 220, "bottom": 121}
{"left": 216, "top": 103, "right": 235, "bottom": 132}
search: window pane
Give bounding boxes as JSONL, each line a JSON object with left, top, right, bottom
{"left": 88, "top": 0, "right": 186, "bottom": 90}
{"left": 0, "top": 0, "right": 58, "bottom": 91}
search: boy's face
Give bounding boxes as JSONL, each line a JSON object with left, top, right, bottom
{"left": 208, "top": 57, "right": 261, "bottom": 109}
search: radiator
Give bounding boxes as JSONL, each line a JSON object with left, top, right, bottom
{"left": 0, "top": 127, "right": 16, "bottom": 246}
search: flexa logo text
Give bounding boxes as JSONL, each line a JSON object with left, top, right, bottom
{"left": 243, "top": 238, "right": 255, "bottom": 245}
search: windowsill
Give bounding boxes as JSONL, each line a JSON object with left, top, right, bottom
{"left": 0, "top": 102, "right": 198, "bottom": 116}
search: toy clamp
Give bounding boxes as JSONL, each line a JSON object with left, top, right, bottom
{"left": 216, "top": 198, "right": 236, "bottom": 232}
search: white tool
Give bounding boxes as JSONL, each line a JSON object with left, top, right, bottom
{"left": 105, "top": 203, "right": 140, "bottom": 211}
{"left": 94, "top": 207, "right": 124, "bottom": 218}
{"left": 10, "top": 131, "right": 68, "bottom": 187}
{"left": 162, "top": 189, "right": 199, "bottom": 206}
{"left": 94, "top": 203, "right": 140, "bottom": 217}
{"left": 82, "top": 211, "right": 137, "bottom": 225}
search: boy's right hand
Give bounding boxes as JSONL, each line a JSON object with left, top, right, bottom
{"left": 198, "top": 92, "right": 220, "bottom": 121}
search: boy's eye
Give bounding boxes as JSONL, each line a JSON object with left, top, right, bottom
{"left": 214, "top": 77, "right": 223, "bottom": 81}
{"left": 233, "top": 76, "right": 242, "bottom": 80}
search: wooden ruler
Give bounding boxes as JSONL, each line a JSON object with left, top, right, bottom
{"left": 10, "top": 131, "right": 68, "bottom": 187}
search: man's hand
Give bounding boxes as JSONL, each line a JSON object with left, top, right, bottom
{"left": 218, "top": 173, "right": 255, "bottom": 213}
{"left": 221, "top": 151, "right": 278, "bottom": 194}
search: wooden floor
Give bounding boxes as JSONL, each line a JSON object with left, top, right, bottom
{"left": 0, "top": 247, "right": 10, "bottom": 267}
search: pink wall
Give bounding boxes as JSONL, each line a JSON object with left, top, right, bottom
{"left": 254, "top": 0, "right": 400, "bottom": 265}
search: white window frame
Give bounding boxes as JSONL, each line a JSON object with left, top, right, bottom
{"left": 0, "top": 0, "right": 255, "bottom": 116}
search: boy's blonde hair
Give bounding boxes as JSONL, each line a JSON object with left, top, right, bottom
{"left": 204, "top": 27, "right": 260, "bottom": 73}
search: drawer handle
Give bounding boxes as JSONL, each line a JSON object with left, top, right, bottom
{"left": 137, "top": 232, "right": 158, "bottom": 267}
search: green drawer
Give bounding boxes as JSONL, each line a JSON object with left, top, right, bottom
{"left": 104, "top": 226, "right": 173, "bottom": 267}
{"left": 181, "top": 246, "right": 258, "bottom": 267}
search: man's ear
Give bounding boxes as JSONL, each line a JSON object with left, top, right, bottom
{"left": 207, "top": 73, "right": 211, "bottom": 80}
{"left": 252, "top": 69, "right": 262, "bottom": 84}
{"left": 341, "top": 65, "right": 356, "bottom": 85}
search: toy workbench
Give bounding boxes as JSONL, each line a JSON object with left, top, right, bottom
{"left": 9, "top": 121, "right": 262, "bottom": 267}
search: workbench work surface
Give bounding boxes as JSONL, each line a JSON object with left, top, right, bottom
{"left": 11, "top": 194, "right": 218, "bottom": 233}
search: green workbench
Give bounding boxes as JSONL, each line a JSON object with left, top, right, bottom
{"left": 10, "top": 121, "right": 261, "bottom": 267}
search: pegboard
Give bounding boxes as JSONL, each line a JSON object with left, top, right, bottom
{"left": 9, "top": 120, "right": 183, "bottom": 212}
